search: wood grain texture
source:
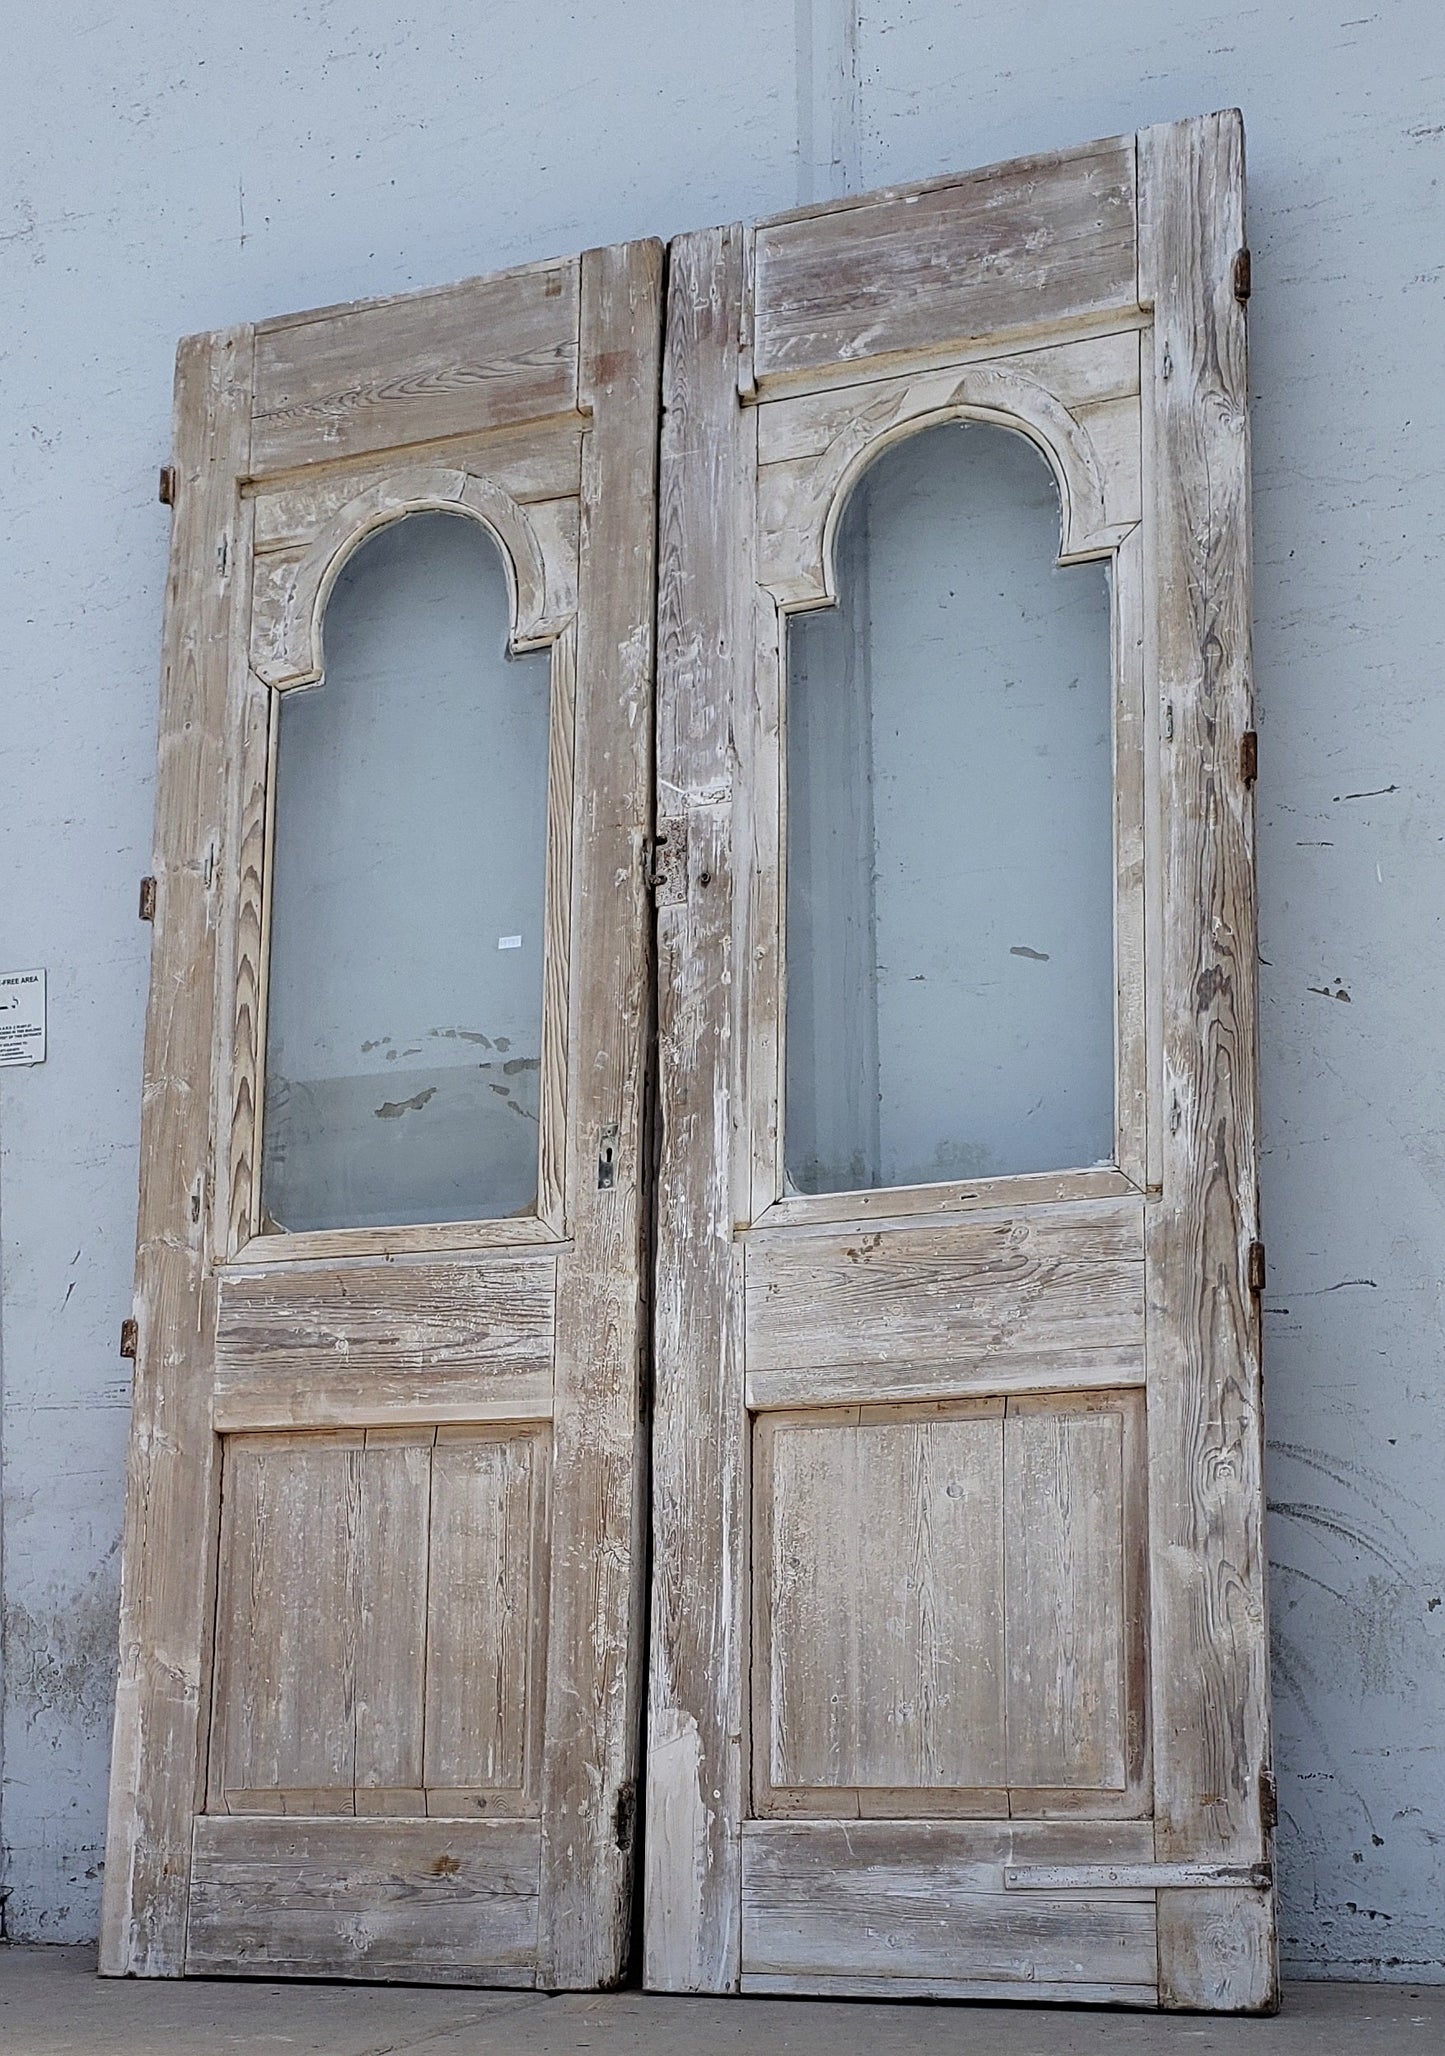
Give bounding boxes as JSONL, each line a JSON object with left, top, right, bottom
{"left": 251, "top": 420, "right": 585, "bottom": 551}
{"left": 212, "top": 1255, "right": 556, "bottom": 1429}
{"left": 250, "top": 260, "right": 580, "bottom": 474}
{"left": 208, "top": 1426, "right": 548, "bottom": 1819}
{"left": 741, "top": 1820, "right": 1156, "bottom": 1991}
{"left": 756, "top": 1402, "right": 1006, "bottom": 1804}
{"left": 751, "top": 138, "right": 1139, "bottom": 384}
{"left": 1137, "top": 111, "right": 1276, "bottom": 2013}
{"left": 100, "top": 325, "right": 254, "bottom": 1976}
{"left": 1004, "top": 1398, "right": 1127, "bottom": 1794}
{"left": 424, "top": 1428, "right": 548, "bottom": 1804}
{"left": 644, "top": 225, "right": 750, "bottom": 1996}
{"left": 535, "top": 238, "right": 663, "bottom": 1990}
{"left": 186, "top": 1817, "right": 540, "bottom": 1982}
{"left": 744, "top": 1207, "right": 1144, "bottom": 1389}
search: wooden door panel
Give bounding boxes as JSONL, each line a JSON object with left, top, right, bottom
{"left": 422, "top": 1427, "right": 548, "bottom": 1808}
{"left": 249, "top": 259, "right": 580, "bottom": 471}
{"left": 208, "top": 1426, "right": 549, "bottom": 1820}
{"left": 743, "top": 1205, "right": 1146, "bottom": 1406}
{"left": 105, "top": 241, "right": 661, "bottom": 1988}
{"left": 740, "top": 1821, "right": 1157, "bottom": 1999}
{"left": 753, "top": 1393, "right": 1146, "bottom": 1817}
{"left": 749, "top": 138, "right": 1139, "bottom": 387}
{"left": 187, "top": 1816, "right": 540, "bottom": 1982}
{"left": 649, "top": 115, "right": 1272, "bottom": 2011}
{"left": 212, "top": 1255, "right": 556, "bottom": 1431}
{"left": 756, "top": 1401, "right": 1007, "bottom": 1809}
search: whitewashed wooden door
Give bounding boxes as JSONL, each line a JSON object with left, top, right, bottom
{"left": 646, "top": 115, "right": 1276, "bottom": 2011}
{"left": 102, "top": 242, "right": 661, "bottom": 1986}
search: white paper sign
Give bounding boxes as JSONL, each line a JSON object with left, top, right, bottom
{"left": 0, "top": 968, "right": 46, "bottom": 1066}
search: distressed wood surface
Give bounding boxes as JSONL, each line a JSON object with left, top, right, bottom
{"left": 645, "top": 225, "right": 753, "bottom": 1995}
{"left": 535, "top": 238, "right": 663, "bottom": 1990}
{"left": 756, "top": 1401, "right": 1006, "bottom": 1804}
{"left": 1138, "top": 110, "right": 1276, "bottom": 2013}
{"left": 251, "top": 419, "right": 585, "bottom": 551}
{"left": 744, "top": 1207, "right": 1144, "bottom": 1383}
{"left": 186, "top": 1817, "right": 541, "bottom": 1982}
{"left": 250, "top": 259, "right": 580, "bottom": 474}
{"left": 424, "top": 1428, "right": 548, "bottom": 1804}
{"left": 751, "top": 138, "right": 1139, "bottom": 384}
{"left": 99, "top": 327, "right": 254, "bottom": 1976}
{"left": 207, "top": 1426, "right": 548, "bottom": 1820}
{"left": 756, "top": 328, "right": 1141, "bottom": 465}
{"left": 741, "top": 1820, "right": 1156, "bottom": 1991}
{"left": 212, "top": 1255, "right": 556, "bottom": 1429}
{"left": 755, "top": 1163, "right": 1139, "bottom": 1230}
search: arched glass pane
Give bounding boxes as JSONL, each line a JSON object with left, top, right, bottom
{"left": 260, "top": 510, "right": 552, "bottom": 1232}
{"left": 785, "top": 421, "right": 1115, "bottom": 1195}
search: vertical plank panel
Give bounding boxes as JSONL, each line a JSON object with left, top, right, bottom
{"left": 762, "top": 1406, "right": 1007, "bottom": 1799}
{"left": 211, "top": 1433, "right": 362, "bottom": 1807}
{"left": 424, "top": 1430, "right": 544, "bottom": 1795}
{"left": 1138, "top": 110, "right": 1276, "bottom": 2012}
{"left": 100, "top": 326, "right": 253, "bottom": 1975}
{"left": 645, "top": 225, "right": 750, "bottom": 1993}
{"left": 355, "top": 1429, "right": 432, "bottom": 1811}
{"left": 762, "top": 1412, "right": 861, "bottom": 1795}
{"left": 537, "top": 238, "right": 663, "bottom": 1989}
{"left": 1005, "top": 1401, "right": 1125, "bottom": 1792}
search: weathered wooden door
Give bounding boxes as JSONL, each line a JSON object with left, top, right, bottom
{"left": 103, "top": 242, "right": 661, "bottom": 1985}
{"left": 646, "top": 114, "right": 1276, "bottom": 2011}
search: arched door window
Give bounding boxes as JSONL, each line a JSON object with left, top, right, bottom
{"left": 260, "top": 509, "right": 553, "bottom": 1232}
{"left": 785, "top": 419, "right": 1116, "bottom": 1196}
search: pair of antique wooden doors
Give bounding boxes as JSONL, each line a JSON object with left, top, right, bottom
{"left": 103, "top": 113, "right": 1275, "bottom": 2011}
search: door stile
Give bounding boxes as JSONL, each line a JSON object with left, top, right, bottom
{"left": 537, "top": 237, "right": 664, "bottom": 1988}
{"left": 644, "top": 223, "right": 752, "bottom": 1994}
{"left": 101, "top": 325, "right": 256, "bottom": 1975}
{"left": 1138, "top": 112, "right": 1275, "bottom": 2012}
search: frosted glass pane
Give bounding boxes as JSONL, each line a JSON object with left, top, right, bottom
{"left": 785, "top": 422, "right": 1114, "bottom": 1195}
{"left": 260, "top": 511, "right": 551, "bottom": 1233}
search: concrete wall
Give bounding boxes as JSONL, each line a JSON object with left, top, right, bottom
{"left": 0, "top": 0, "right": 1440, "bottom": 1979}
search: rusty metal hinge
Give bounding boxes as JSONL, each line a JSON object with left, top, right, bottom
{"left": 158, "top": 464, "right": 178, "bottom": 506}
{"left": 119, "top": 1318, "right": 139, "bottom": 1360}
{"left": 1259, "top": 1767, "right": 1278, "bottom": 1833}
{"left": 1240, "top": 730, "right": 1258, "bottom": 786}
{"left": 647, "top": 824, "right": 688, "bottom": 906}
{"left": 1233, "top": 248, "right": 1252, "bottom": 303}
{"left": 1248, "top": 1240, "right": 1267, "bottom": 1295}
{"left": 138, "top": 876, "right": 157, "bottom": 922}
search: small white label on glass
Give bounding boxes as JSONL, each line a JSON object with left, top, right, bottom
{"left": 497, "top": 935, "right": 523, "bottom": 951}
{"left": 0, "top": 968, "right": 46, "bottom": 1066}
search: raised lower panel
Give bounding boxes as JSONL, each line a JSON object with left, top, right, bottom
{"left": 741, "top": 1821, "right": 1158, "bottom": 1996}
{"left": 753, "top": 1392, "right": 1148, "bottom": 1813}
{"left": 209, "top": 1425, "right": 549, "bottom": 1817}
{"left": 187, "top": 1816, "right": 540, "bottom": 1982}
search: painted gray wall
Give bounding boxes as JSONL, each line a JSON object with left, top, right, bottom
{"left": 0, "top": 0, "right": 1440, "bottom": 1979}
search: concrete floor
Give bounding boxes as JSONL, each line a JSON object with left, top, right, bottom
{"left": 0, "top": 1950, "right": 1442, "bottom": 2056}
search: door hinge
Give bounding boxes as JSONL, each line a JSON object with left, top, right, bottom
{"left": 158, "top": 464, "right": 178, "bottom": 506}
{"left": 647, "top": 823, "right": 688, "bottom": 906}
{"left": 1248, "top": 1240, "right": 1267, "bottom": 1294}
{"left": 1259, "top": 1767, "right": 1278, "bottom": 1833}
{"left": 138, "top": 876, "right": 157, "bottom": 922}
{"left": 613, "top": 1778, "right": 636, "bottom": 1851}
{"left": 1233, "top": 247, "right": 1252, "bottom": 303}
{"left": 1240, "top": 730, "right": 1258, "bottom": 786}
{"left": 119, "top": 1317, "right": 139, "bottom": 1360}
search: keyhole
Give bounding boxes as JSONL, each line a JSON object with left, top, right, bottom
{"left": 598, "top": 1125, "right": 619, "bottom": 1190}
